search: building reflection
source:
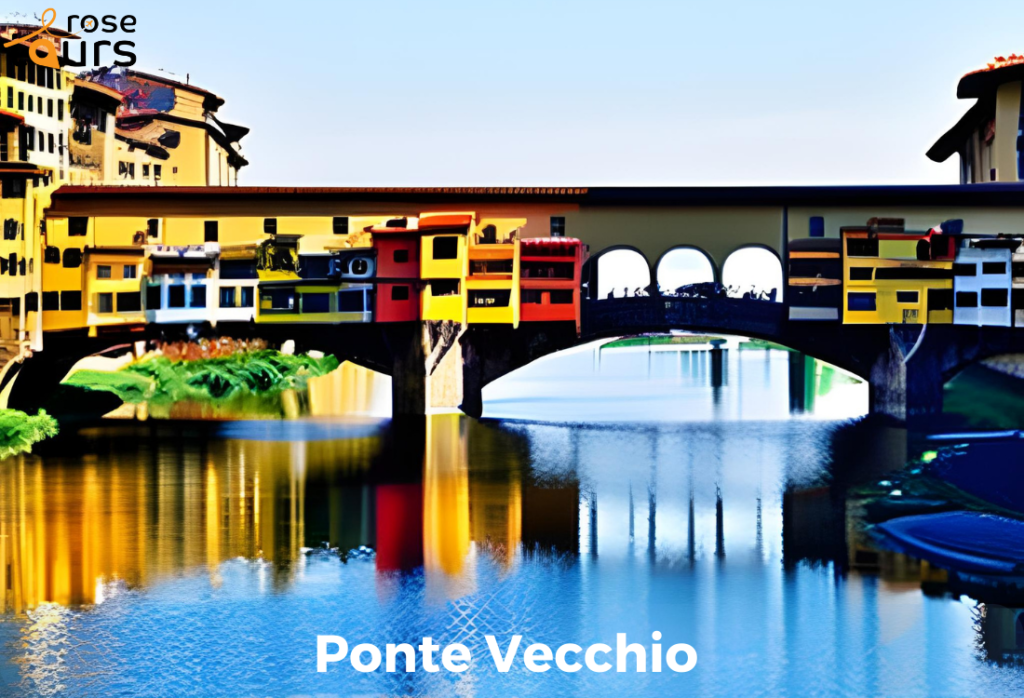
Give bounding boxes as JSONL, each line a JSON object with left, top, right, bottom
{"left": 0, "top": 416, "right": 584, "bottom": 613}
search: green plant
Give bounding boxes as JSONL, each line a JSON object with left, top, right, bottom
{"left": 64, "top": 350, "right": 340, "bottom": 405}
{"left": 0, "top": 409, "right": 59, "bottom": 461}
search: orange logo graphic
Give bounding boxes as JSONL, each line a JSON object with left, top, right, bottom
{"left": 2, "top": 8, "right": 62, "bottom": 69}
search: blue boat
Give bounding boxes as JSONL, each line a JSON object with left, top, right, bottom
{"left": 876, "top": 511, "right": 1024, "bottom": 576}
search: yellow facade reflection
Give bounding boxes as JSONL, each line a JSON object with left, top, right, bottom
{"left": 0, "top": 432, "right": 379, "bottom": 614}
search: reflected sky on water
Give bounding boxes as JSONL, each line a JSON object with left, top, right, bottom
{"left": 0, "top": 346, "right": 1022, "bottom": 697}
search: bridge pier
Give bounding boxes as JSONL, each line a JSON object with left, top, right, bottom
{"left": 390, "top": 321, "right": 464, "bottom": 416}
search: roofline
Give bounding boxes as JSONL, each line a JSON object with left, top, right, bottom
{"left": 926, "top": 96, "right": 994, "bottom": 163}
{"left": 116, "top": 112, "right": 248, "bottom": 167}
{"left": 43, "top": 184, "right": 1024, "bottom": 216}
{"left": 958, "top": 61, "right": 1024, "bottom": 99}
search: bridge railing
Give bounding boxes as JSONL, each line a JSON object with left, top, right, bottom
{"left": 582, "top": 296, "right": 786, "bottom": 339}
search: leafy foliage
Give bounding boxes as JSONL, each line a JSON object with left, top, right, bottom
{"left": 0, "top": 409, "right": 59, "bottom": 461}
{"left": 64, "top": 350, "right": 340, "bottom": 405}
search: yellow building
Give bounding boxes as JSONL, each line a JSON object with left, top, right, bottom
{"left": 420, "top": 214, "right": 471, "bottom": 323}
{"left": 842, "top": 225, "right": 954, "bottom": 325}
{"left": 466, "top": 218, "right": 523, "bottom": 326}
{"left": 76, "top": 67, "right": 248, "bottom": 186}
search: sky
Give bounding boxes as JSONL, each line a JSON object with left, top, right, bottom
{"left": 8, "top": 1, "right": 1024, "bottom": 186}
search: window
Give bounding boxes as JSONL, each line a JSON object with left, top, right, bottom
{"left": 147, "top": 219, "right": 159, "bottom": 238}
{"left": 96, "top": 265, "right": 112, "bottom": 279}
{"left": 393, "top": 249, "right": 410, "bottom": 264}
{"left": 809, "top": 216, "right": 825, "bottom": 237}
{"left": 60, "top": 291, "right": 82, "bottom": 311}
{"left": 982, "top": 261, "right": 1007, "bottom": 275}
{"left": 142, "top": 163, "right": 150, "bottom": 178}
{"left": 431, "top": 280, "right": 460, "bottom": 296}
{"left": 17, "top": 92, "right": 24, "bottom": 111}
{"left": 47, "top": 98, "right": 53, "bottom": 117}
{"left": 168, "top": 285, "right": 186, "bottom": 308}
{"left": 333, "top": 217, "right": 349, "bottom": 235}
{"left": 896, "top": 291, "right": 918, "bottom": 304}
{"left": 69, "top": 217, "right": 88, "bottom": 236}
{"left": 191, "top": 285, "right": 207, "bottom": 308}
{"left": 521, "top": 261, "right": 573, "bottom": 278}
{"left": 550, "top": 290, "right": 574, "bottom": 304}
{"left": 338, "top": 289, "right": 365, "bottom": 312}
{"left": 849, "top": 267, "right": 873, "bottom": 281}
{"left": 953, "top": 263, "right": 977, "bottom": 277}
{"left": 468, "top": 290, "right": 511, "bottom": 307}
{"left": 240, "top": 286, "right": 254, "bottom": 307}
{"left": 928, "top": 288, "right": 953, "bottom": 310}
{"left": 24, "top": 293, "right": 37, "bottom": 313}
{"left": 221, "top": 259, "right": 258, "bottom": 279}
{"left": 57, "top": 100, "right": 63, "bottom": 121}
{"left": 847, "top": 292, "right": 876, "bottom": 311}
{"left": 550, "top": 216, "right": 566, "bottom": 237}
{"left": 117, "top": 293, "right": 141, "bottom": 312}
{"left": 302, "top": 293, "right": 330, "bottom": 313}
{"left": 62, "top": 248, "right": 82, "bottom": 268}
{"left": 391, "top": 285, "right": 410, "bottom": 301}
{"left": 432, "top": 236, "right": 459, "bottom": 260}
{"left": 846, "top": 238, "right": 878, "bottom": 257}
{"left": 146, "top": 285, "right": 162, "bottom": 309}
{"left": 5, "top": 87, "right": 10, "bottom": 109}
{"left": 3, "top": 219, "right": 17, "bottom": 240}
{"left": 123, "top": 264, "right": 137, "bottom": 279}
{"left": 204, "top": 221, "right": 218, "bottom": 242}
{"left": 264, "top": 218, "right": 277, "bottom": 234}
{"left": 981, "top": 288, "right": 1009, "bottom": 307}
{"left": 521, "top": 290, "right": 543, "bottom": 304}
{"left": 42, "top": 291, "right": 59, "bottom": 310}
{"left": 47, "top": 133, "right": 54, "bottom": 154}
{"left": 154, "top": 164, "right": 162, "bottom": 181}
{"left": 955, "top": 291, "right": 978, "bottom": 308}
{"left": 7, "top": 254, "right": 15, "bottom": 275}
{"left": 263, "top": 288, "right": 294, "bottom": 310}
{"left": 27, "top": 95, "right": 32, "bottom": 112}
{"left": 471, "top": 259, "right": 515, "bottom": 275}
{"left": 97, "top": 293, "right": 114, "bottom": 313}
{"left": 220, "top": 286, "right": 236, "bottom": 308}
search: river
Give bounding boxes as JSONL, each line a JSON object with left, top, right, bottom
{"left": 0, "top": 340, "right": 1022, "bottom": 697}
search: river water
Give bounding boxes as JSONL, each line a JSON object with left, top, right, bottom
{"left": 1, "top": 341, "right": 1022, "bottom": 697}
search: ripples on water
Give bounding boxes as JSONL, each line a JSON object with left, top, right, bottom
{"left": 0, "top": 344, "right": 1022, "bottom": 697}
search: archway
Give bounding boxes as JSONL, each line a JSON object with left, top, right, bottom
{"left": 656, "top": 246, "right": 716, "bottom": 294}
{"left": 721, "top": 245, "right": 783, "bottom": 302}
{"left": 595, "top": 247, "right": 652, "bottom": 299}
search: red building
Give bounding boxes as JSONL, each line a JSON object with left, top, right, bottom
{"left": 370, "top": 218, "right": 422, "bottom": 323}
{"left": 519, "top": 237, "right": 584, "bottom": 332}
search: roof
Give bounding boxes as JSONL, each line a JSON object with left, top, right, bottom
{"left": 0, "top": 21, "right": 78, "bottom": 39}
{"left": 957, "top": 55, "right": 1024, "bottom": 98}
{"left": 44, "top": 184, "right": 1024, "bottom": 212}
{"left": 927, "top": 97, "right": 993, "bottom": 163}
{"left": 72, "top": 79, "right": 125, "bottom": 112}
{"left": 115, "top": 112, "right": 249, "bottom": 167}
{"left": 929, "top": 55, "right": 1024, "bottom": 162}
{"left": 0, "top": 109, "right": 25, "bottom": 126}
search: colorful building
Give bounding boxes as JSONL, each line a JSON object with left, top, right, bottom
{"left": 519, "top": 237, "right": 583, "bottom": 331}
{"left": 841, "top": 220, "right": 955, "bottom": 325}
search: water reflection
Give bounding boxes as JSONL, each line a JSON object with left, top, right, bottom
{"left": 2, "top": 413, "right": 1022, "bottom": 696}
{"left": 483, "top": 339, "right": 868, "bottom": 422}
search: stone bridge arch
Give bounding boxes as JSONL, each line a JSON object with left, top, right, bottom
{"left": 655, "top": 245, "right": 718, "bottom": 292}
{"left": 582, "top": 245, "right": 654, "bottom": 300}
{"left": 721, "top": 244, "right": 784, "bottom": 302}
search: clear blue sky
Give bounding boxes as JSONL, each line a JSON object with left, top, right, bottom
{"left": 15, "top": 1, "right": 1024, "bottom": 186}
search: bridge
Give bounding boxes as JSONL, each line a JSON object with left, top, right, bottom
{"left": 7, "top": 183, "right": 1024, "bottom": 424}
